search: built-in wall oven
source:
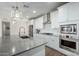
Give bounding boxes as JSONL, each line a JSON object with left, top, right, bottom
{"left": 59, "top": 24, "right": 79, "bottom": 54}
{"left": 59, "top": 38, "right": 79, "bottom": 54}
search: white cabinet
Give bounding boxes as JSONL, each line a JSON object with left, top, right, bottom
{"left": 58, "top": 2, "right": 79, "bottom": 22}
{"left": 47, "top": 36, "right": 59, "bottom": 49}
{"left": 43, "top": 14, "right": 47, "bottom": 23}
{"left": 58, "top": 3, "right": 68, "bottom": 23}
{"left": 68, "top": 3, "right": 79, "bottom": 21}
{"left": 50, "top": 10, "right": 59, "bottom": 28}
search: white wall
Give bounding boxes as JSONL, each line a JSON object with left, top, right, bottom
{"left": 34, "top": 16, "right": 43, "bottom": 29}
{"left": 10, "top": 19, "right": 30, "bottom": 36}
{"left": 51, "top": 10, "right": 59, "bottom": 28}
{"left": 0, "top": 17, "right": 30, "bottom": 39}
{"left": 0, "top": 4, "right": 30, "bottom": 38}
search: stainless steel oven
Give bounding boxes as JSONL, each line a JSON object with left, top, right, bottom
{"left": 59, "top": 38, "right": 79, "bottom": 54}
{"left": 59, "top": 24, "right": 79, "bottom": 54}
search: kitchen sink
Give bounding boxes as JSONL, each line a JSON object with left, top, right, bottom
{"left": 20, "top": 36, "right": 29, "bottom": 39}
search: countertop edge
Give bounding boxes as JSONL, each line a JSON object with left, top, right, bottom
{"left": 12, "top": 42, "right": 47, "bottom": 56}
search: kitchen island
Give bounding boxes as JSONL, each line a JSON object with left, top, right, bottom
{"left": 35, "top": 33, "right": 79, "bottom": 56}
{"left": 0, "top": 36, "right": 47, "bottom": 56}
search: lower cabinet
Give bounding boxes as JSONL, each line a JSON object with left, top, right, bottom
{"left": 46, "top": 36, "right": 66, "bottom": 56}
{"left": 46, "top": 36, "right": 59, "bottom": 49}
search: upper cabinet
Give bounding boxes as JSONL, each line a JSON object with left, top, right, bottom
{"left": 58, "top": 2, "right": 79, "bottom": 22}
{"left": 58, "top": 3, "right": 68, "bottom": 23}
{"left": 68, "top": 3, "right": 79, "bottom": 21}
{"left": 50, "top": 10, "right": 59, "bottom": 28}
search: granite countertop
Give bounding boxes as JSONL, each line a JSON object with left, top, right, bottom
{"left": 0, "top": 36, "right": 47, "bottom": 56}
{"left": 34, "top": 33, "right": 79, "bottom": 56}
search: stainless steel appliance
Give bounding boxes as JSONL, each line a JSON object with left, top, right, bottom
{"left": 60, "top": 24, "right": 77, "bottom": 34}
{"left": 59, "top": 38, "right": 79, "bottom": 54}
{"left": 59, "top": 24, "right": 79, "bottom": 54}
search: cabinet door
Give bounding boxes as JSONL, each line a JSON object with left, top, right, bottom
{"left": 68, "top": 3, "right": 79, "bottom": 21}
{"left": 47, "top": 36, "right": 59, "bottom": 49}
{"left": 51, "top": 10, "right": 59, "bottom": 28}
{"left": 58, "top": 4, "right": 68, "bottom": 23}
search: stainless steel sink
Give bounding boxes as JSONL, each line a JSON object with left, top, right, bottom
{"left": 20, "top": 36, "right": 29, "bottom": 39}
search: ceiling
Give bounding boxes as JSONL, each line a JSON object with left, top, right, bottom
{"left": 0, "top": 2, "right": 67, "bottom": 19}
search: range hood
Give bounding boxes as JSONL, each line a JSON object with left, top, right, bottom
{"left": 40, "top": 24, "right": 53, "bottom": 33}
{"left": 40, "top": 12, "right": 53, "bottom": 34}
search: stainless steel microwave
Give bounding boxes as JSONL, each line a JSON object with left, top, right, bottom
{"left": 60, "top": 24, "right": 77, "bottom": 34}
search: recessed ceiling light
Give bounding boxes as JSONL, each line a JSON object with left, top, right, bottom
{"left": 33, "top": 10, "right": 36, "bottom": 14}
{"left": 26, "top": 16, "right": 29, "bottom": 18}
{"left": 12, "top": 20, "right": 16, "bottom": 24}
{"left": 24, "top": 5, "right": 29, "bottom": 8}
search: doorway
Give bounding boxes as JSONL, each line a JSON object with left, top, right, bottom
{"left": 2, "top": 21, "right": 10, "bottom": 40}
{"left": 29, "top": 25, "right": 33, "bottom": 37}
